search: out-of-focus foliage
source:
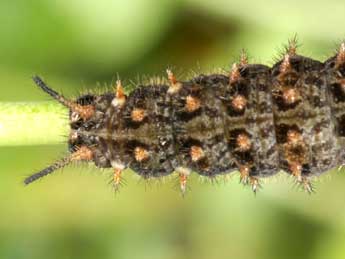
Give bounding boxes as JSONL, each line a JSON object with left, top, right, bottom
{"left": 1, "top": 1, "right": 345, "bottom": 259}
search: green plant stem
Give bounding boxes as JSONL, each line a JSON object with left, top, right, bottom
{"left": 0, "top": 102, "right": 69, "bottom": 146}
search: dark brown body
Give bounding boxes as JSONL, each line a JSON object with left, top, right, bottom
{"left": 69, "top": 55, "right": 343, "bottom": 181}
{"left": 26, "top": 42, "right": 345, "bottom": 193}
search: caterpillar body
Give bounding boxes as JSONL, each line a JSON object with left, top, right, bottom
{"left": 25, "top": 41, "right": 345, "bottom": 194}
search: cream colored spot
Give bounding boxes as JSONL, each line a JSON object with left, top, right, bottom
{"left": 131, "top": 108, "right": 146, "bottom": 122}
{"left": 283, "top": 88, "right": 300, "bottom": 104}
{"left": 134, "top": 147, "right": 149, "bottom": 162}
{"left": 185, "top": 95, "right": 201, "bottom": 113}
{"left": 236, "top": 133, "right": 251, "bottom": 151}
{"left": 231, "top": 95, "right": 247, "bottom": 111}
{"left": 190, "top": 145, "right": 205, "bottom": 162}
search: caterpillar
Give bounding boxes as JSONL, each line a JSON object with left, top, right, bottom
{"left": 24, "top": 40, "right": 345, "bottom": 194}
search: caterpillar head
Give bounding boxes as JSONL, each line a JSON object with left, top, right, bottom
{"left": 24, "top": 76, "right": 113, "bottom": 185}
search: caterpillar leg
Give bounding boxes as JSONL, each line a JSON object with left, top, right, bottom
{"left": 110, "top": 168, "right": 123, "bottom": 191}
{"left": 111, "top": 79, "right": 126, "bottom": 107}
{"left": 300, "top": 177, "right": 315, "bottom": 194}
{"left": 238, "top": 165, "right": 262, "bottom": 194}
{"left": 166, "top": 69, "right": 182, "bottom": 94}
{"left": 109, "top": 161, "right": 126, "bottom": 191}
{"left": 250, "top": 177, "right": 261, "bottom": 194}
{"left": 176, "top": 167, "right": 191, "bottom": 196}
{"left": 290, "top": 163, "right": 315, "bottom": 194}
{"left": 239, "top": 165, "right": 250, "bottom": 185}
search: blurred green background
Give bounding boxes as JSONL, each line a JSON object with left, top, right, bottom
{"left": 1, "top": 0, "right": 345, "bottom": 259}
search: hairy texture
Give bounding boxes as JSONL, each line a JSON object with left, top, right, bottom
{"left": 25, "top": 41, "right": 345, "bottom": 194}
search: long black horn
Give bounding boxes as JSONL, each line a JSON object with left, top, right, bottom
{"left": 32, "top": 76, "right": 95, "bottom": 120}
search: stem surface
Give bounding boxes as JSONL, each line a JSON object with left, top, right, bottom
{"left": 0, "top": 102, "right": 69, "bottom": 146}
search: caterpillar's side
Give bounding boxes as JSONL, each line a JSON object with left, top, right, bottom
{"left": 24, "top": 40, "right": 345, "bottom": 194}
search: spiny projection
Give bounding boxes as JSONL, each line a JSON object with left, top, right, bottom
{"left": 24, "top": 40, "right": 345, "bottom": 195}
